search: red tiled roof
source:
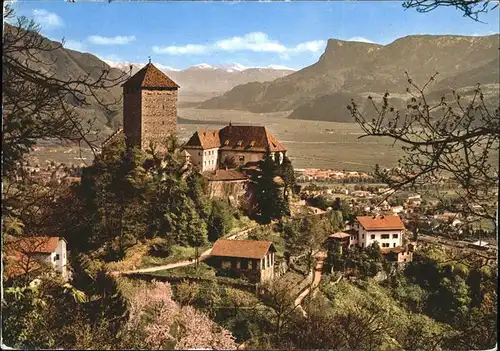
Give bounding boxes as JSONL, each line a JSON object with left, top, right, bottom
{"left": 210, "top": 239, "right": 275, "bottom": 259}
{"left": 122, "top": 63, "right": 179, "bottom": 89}
{"left": 219, "top": 125, "right": 286, "bottom": 152}
{"left": 183, "top": 125, "right": 286, "bottom": 152}
{"left": 3, "top": 236, "right": 63, "bottom": 278}
{"left": 184, "top": 130, "right": 221, "bottom": 150}
{"left": 329, "top": 232, "right": 350, "bottom": 239}
{"left": 204, "top": 169, "right": 248, "bottom": 181}
{"left": 357, "top": 215, "right": 405, "bottom": 231}
{"left": 11, "top": 236, "right": 61, "bottom": 254}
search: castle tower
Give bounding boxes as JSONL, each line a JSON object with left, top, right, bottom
{"left": 122, "top": 62, "right": 180, "bottom": 151}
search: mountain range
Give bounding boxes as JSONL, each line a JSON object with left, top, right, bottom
{"left": 105, "top": 60, "right": 295, "bottom": 97}
{"left": 9, "top": 21, "right": 499, "bottom": 133}
{"left": 199, "top": 34, "right": 499, "bottom": 122}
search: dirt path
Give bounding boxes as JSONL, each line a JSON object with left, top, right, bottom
{"left": 294, "top": 251, "right": 327, "bottom": 317}
{"left": 112, "top": 226, "right": 257, "bottom": 276}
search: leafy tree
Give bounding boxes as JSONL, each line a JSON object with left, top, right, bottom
{"left": 398, "top": 313, "right": 452, "bottom": 351}
{"left": 280, "top": 219, "right": 303, "bottom": 258}
{"left": 278, "top": 156, "right": 296, "bottom": 198}
{"left": 250, "top": 149, "right": 290, "bottom": 224}
{"left": 220, "top": 155, "right": 237, "bottom": 169}
{"left": 260, "top": 277, "right": 301, "bottom": 344}
{"left": 78, "top": 140, "right": 149, "bottom": 258}
{"left": 300, "top": 215, "right": 328, "bottom": 272}
{"left": 325, "top": 239, "right": 343, "bottom": 272}
{"left": 207, "top": 200, "right": 234, "bottom": 242}
{"left": 2, "top": 276, "right": 120, "bottom": 349}
{"left": 334, "top": 301, "right": 392, "bottom": 350}
{"left": 326, "top": 209, "right": 344, "bottom": 233}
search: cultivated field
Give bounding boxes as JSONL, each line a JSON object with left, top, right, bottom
{"left": 31, "top": 107, "right": 407, "bottom": 172}
{"left": 178, "top": 107, "right": 404, "bottom": 172}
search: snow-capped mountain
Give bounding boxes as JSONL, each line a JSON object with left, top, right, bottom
{"left": 104, "top": 60, "right": 179, "bottom": 72}
{"left": 105, "top": 60, "right": 296, "bottom": 94}
{"left": 184, "top": 62, "right": 296, "bottom": 73}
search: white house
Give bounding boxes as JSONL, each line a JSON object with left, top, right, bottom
{"left": 4, "top": 236, "right": 69, "bottom": 280}
{"left": 350, "top": 215, "right": 405, "bottom": 249}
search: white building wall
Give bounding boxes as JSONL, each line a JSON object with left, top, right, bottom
{"left": 353, "top": 222, "right": 403, "bottom": 248}
{"left": 184, "top": 147, "right": 219, "bottom": 172}
{"left": 364, "top": 230, "right": 403, "bottom": 248}
{"left": 55, "top": 239, "right": 67, "bottom": 279}
{"left": 202, "top": 148, "right": 219, "bottom": 171}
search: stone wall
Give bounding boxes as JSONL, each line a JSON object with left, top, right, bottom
{"left": 207, "top": 179, "right": 250, "bottom": 208}
{"left": 140, "top": 88, "right": 178, "bottom": 151}
{"left": 123, "top": 88, "right": 142, "bottom": 147}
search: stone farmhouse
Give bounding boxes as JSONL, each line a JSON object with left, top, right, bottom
{"left": 208, "top": 239, "right": 276, "bottom": 283}
{"left": 4, "top": 236, "right": 69, "bottom": 280}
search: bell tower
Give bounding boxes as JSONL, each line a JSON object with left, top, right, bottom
{"left": 122, "top": 61, "right": 180, "bottom": 151}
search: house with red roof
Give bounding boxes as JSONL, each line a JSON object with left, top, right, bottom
{"left": 3, "top": 236, "right": 69, "bottom": 280}
{"left": 209, "top": 239, "right": 276, "bottom": 283}
{"left": 352, "top": 215, "right": 405, "bottom": 249}
{"left": 183, "top": 124, "right": 287, "bottom": 173}
{"left": 349, "top": 215, "right": 413, "bottom": 262}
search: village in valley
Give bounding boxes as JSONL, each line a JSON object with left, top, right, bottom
{"left": 2, "top": 1, "right": 498, "bottom": 350}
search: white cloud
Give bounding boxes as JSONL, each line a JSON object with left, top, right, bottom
{"left": 214, "top": 32, "right": 287, "bottom": 53}
{"left": 88, "top": 35, "right": 136, "bottom": 45}
{"left": 152, "top": 32, "right": 326, "bottom": 56}
{"left": 152, "top": 44, "right": 207, "bottom": 55}
{"left": 289, "top": 40, "right": 326, "bottom": 53}
{"left": 32, "top": 9, "right": 64, "bottom": 29}
{"left": 346, "top": 36, "right": 376, "bottom": 44}
{"left": 64, "top": 40, "right": 85, "bottom": 52}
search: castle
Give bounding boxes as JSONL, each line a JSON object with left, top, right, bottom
{"left": 122, "top": 61, "right": 179, "bottom": 151}
{"left": 111, "top": 62, "right": 287, "bottom": 175}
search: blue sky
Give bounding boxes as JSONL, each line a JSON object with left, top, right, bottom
{"left": 7, "top": 1, "right": 500, "bottom": 70}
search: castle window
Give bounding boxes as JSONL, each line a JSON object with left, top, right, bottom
{"left": 239, "top": 156, "right": 245, "bottom": 162}
{"left": 381, "top": 234, "right": 390, "bottom": 239}
{"left": 237, "top": 140, "right": 243, "bottom": 147}
{"left": 392, "top": 234, "right": 399, "bottom": 239}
